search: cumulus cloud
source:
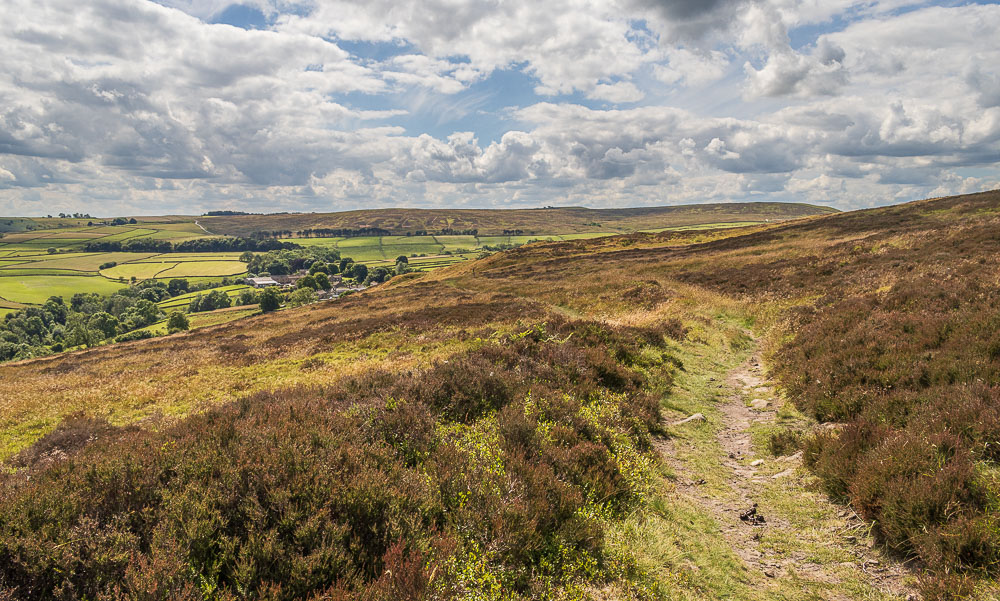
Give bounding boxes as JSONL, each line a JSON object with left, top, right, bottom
{"left": 0, "top": 0, "right": 998, "bottom": 214}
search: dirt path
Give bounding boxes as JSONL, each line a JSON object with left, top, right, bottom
{"left": 661, "top": 337, "right": 919, "bottom": 600}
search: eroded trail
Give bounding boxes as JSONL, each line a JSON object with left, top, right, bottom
{"left": 655, "top": 329, "right": 919, "bottom": 601}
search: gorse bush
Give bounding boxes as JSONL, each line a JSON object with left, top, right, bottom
{"left": 0, "top": 317, "right": 680, "bottom": 600}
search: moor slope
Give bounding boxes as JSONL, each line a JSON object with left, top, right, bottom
{"left": 199, "top": 202, "right": 836, "bottom": 237}
{"left": 1, "top": 190, "right": 999, "bottom": 600}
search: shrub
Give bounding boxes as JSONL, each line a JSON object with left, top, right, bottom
{"left": 114, "top": 329, "right": 153, "bottom": 343}
{"left": 259, "top": 287, "right": 281, "bottom": 312}
{"left": 166, "top": 310, "right": 189, "bottom": 334}
{"left": 287, "top": 287, "right": 316, "bottom": 307}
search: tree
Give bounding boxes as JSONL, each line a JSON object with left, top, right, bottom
{"left": 167, "top": 279, "right": 189, "bottom": 296}
{"left": 139, "top": 287, "right": 166, "bottom": 303}
{"left": 47, "top": 247, "right": 57, "bottom": 255}
{"left": 313, "top": 272, "right": 331, "bottom": 290}
{"left": 121, "top": 299, "right": 159, "bottom": 329}
{"left": 287, "top": 287, "right": 316, "bottom": 308}
{"left": 259, "top": 287, "right": 282, "bottom": 313}
{"left": 236, "top": 288, "right": 258, "bottom": 306}
{"left": 395, "top": 255, "right": 408, "bottom": 264}
{"left": 297, "top": 275, "right": 318, "bottom": 290}
{"left": 167, "top": 310, "right": 189, "bottom": 334}
{"left": 309, "top": 261, "right": 329, "bottom": 275}
{"left": 351, "top": 263, "right": 368, "bottom": 282}
{"left": 207, "top": 290, "right": 232, "bottom": 310}
{"left": 239, "top": 251, "right": 255, "bottom": 263}
{"left": 87, "top": 312, "right": 119, "bottom": 339}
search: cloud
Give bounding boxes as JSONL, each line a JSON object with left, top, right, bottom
{"left": 632, "top": 0, "right": 747, "bottom": 41}
{"left": 0, "top": 0, "right": 998, "bottom": 214}
{"left": 278, "top": 0, "right": 653, "bottom": 97}
{"left": 743, "top": 38, "right": 847, "bottom": 97}
{"left": 1, "top": 0, "right": 386, "bottom": 189}
{"left": 589, "top": 82, "right": 645, "bottom": 103}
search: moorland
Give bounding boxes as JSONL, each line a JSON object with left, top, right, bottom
{"left": 1, "top": 191, "right": 998, "bottom": 600}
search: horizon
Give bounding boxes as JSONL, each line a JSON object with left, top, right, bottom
{"left": 11, "top": 198, "right": 847, "bottom": 219}
{"left": 2, "top": 1, "right": 999, "bottom": 216}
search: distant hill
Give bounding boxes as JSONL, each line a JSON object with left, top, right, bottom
{"left": 199, "top": 201, "right": 838, "bottom": 237}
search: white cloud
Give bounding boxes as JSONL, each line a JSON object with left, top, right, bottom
{"left": 589, "top": 82, "right": 645, "bottom": 103}
{"left": 0, "top": 0, "right": 998, "bottom": 214}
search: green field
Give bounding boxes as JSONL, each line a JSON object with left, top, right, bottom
{"left": 101, "top": 262, "right": 176, "bottom": 280}
{"left": 281, "top": 223, "right": 767, "bottom": 262}
{"left": 155, "top": 261, "right": 246, "bottom": 278}
{"left": 0, "top": 219, "right": 214, "bottom": 253}
{"left": 0, "top": 275, "right": 126, "bottom": 304}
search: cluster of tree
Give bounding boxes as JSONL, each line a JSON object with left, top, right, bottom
{"left": 256, "top": 227, "right": 392, "bottom": 239}
{"left": 202, "top": 210, "right": 256, "bottom": 216}
{"left": 187, "top": 288, "right": 260, "bottom": 313}
{"left": 479, "top": 243, "right": 518, "bottom": 252}
{"left": 0, "top": 292, "right": 156, "bottom": 362}
{"left": 242, "top": 247, "right": 341, "bottom": 276}
{"left": 47, "top": 213, "right": 95, "bottom": 219}
{"left": 0, "top": 277, "right": 256, "bottom": 362}
{"left": 501, "top": 229, "right": 527, "bottom": 235}
{"left": 295, "top": 272, "right": 332, "bottom": 292}
{"left": 83, "top": 237, "right": 300, "bottom": 254}
{"left": 257, "top": 227, "right": 479, "bottom": 239}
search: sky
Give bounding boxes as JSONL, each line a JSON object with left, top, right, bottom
{"left": 1, "top": 0, "right": 999, "bottom": 215}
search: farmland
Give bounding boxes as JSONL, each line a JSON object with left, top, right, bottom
{"left": 0, "top": 220, "right": 235, "bottom": 308}
{"left": 0, "top": 204, "right": 837, "bottom": 309}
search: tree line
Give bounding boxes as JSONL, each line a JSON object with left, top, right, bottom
{"left": 84, "top": 237, "right": 301, "bottom": 253}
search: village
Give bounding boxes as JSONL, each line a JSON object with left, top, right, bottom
{"left": 246, "top": 271, "right": 367, "bottom": 301}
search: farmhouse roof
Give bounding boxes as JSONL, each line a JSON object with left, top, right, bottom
{"left": 248, "top": 276, "right": 279, "bottom": 287}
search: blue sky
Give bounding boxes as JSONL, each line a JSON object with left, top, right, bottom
{"left": 0, "top": 0, "right": 998, "bottom": 215}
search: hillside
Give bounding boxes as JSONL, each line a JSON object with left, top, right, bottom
{"left": 199, "top": 202, "right": 837, "bottom": 236}
{"left": 2, "top": 191, "right": 999, "bottom": 600}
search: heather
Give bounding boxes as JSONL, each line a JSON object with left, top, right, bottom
{"left": 3, "top": 190, "right": 1000, "bottom": 598}
{"left": 0, "top": 317, "right": 681, "bottom": 600}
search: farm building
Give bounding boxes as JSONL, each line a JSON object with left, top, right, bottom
{"left": 271, "top": 274, "right": 305, "bottom": 287}
{"left": 248, "top": 276, "right": 279, "bottom": 288}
